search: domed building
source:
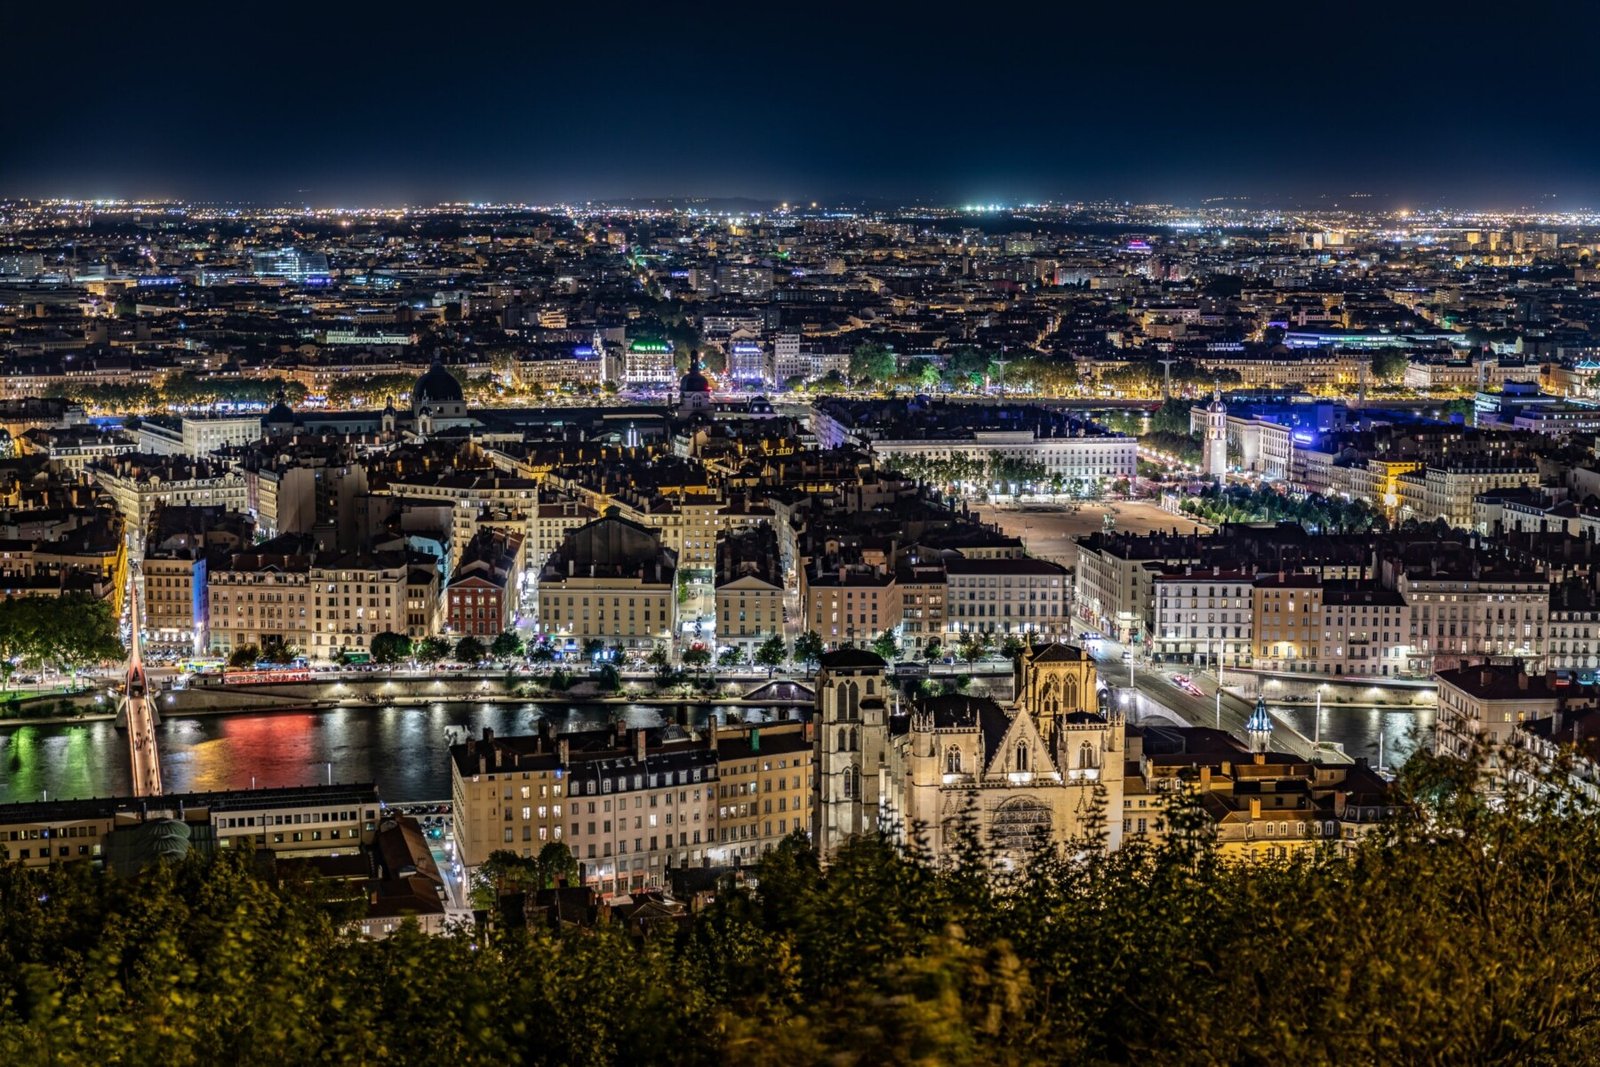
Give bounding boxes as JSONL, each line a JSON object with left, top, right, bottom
{"left": 677, "top": 352, "right": 713, "bottom": 418}
{"left": 262, "top": 388, "right": 298, "bottom": 436}
{"left": 411, "top": 355, "right": 471, "bottom": 436}
{"left": 414, "top": 356, "right": 466, "bottom": 416}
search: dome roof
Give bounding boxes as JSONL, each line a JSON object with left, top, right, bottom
{"left": 679, "top": 350, "right": 712, "bottom": 394}
{"left": 264, "top": 400, "right": 295, "bottom": 425}
{"left": 413, "top": 359, "right": 464, "bottom": 405}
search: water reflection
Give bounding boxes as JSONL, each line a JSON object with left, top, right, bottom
{"left": 1, "top": 702, "right": 803, "bottom": 804}
{"left": 1270, "top": 703, "right": 1434, "bottom": 770}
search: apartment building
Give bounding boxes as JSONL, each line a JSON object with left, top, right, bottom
{"left": 1074, "top": 531, "right": 1200, "bottom": 645}
{"left": 896, "top": 563, "right": 947, "bottom": 656}
{"left": 1127, "top": 727, "right": 1395, "bottom": 861}
{"left": 714, "top": 524, "right": 784, "bottom": 658}
{"left": 531, "top": 499, "right": 599, "bottom": 574}
{"left": 1434, "top": 664, "right": 1561, "bottom": 761}
{"left": 91, "top": 454, "right": 248, "bottom": 555}
{"left": 805, "top": 566, "right": 898, "bottom": 647}
{"left": 1318, "top": 582, "right": 1409, "bottom": 678}
{"left": 944, "top": 556, "right": 1070, "bottom": 639}
{"left": 309, "top": 551, "right": 409, "bottom": 659}
{"left": 207, "top": 542, "right": 313, "bottom": 655}
{"left": 142, "top": 550, "right": 207, "bottom": 650}
{"left": 537, "top": 512, "right": 677, "bottom": 654}
{"left": 0, "top": 784, "right": 381, "bottom": 870}
{"left": 712, "top": 723, "right": 813, "bottom": 864}
{"left": 1399, "top": 564, "right": 1548, "bottom": 675}
{"left": 1251, "top": 572, "right": 1324, "bottom": 674}
{"left": 1153, "top": 567, "right": 1255, "bottom": 668}
{"left": 446, "top": 529, "right": 524, "bottom": 638}
{"left": 1393, "top": 462, "right": 1540, "bottom": 530}
{"left": 1548, "top": 581, "right": 1600, "bottom": 672}
{"left": 449, "top": 724, "right": 719, "bottom": 899}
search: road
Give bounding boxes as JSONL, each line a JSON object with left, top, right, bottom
{"left": 1075, "top": 624, "right": 1323, "bottom": 759}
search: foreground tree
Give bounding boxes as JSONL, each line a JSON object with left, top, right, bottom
{"left": 754, "top": 633, "right": 788, "bottom": 676}
{"left": 0, "top": 594, "right": 127, "bottom": 682}
{"left": 794, "top": 630, "right": 825, "bottom": 672}
{"left": 491, "top": 631, "right": 525, "bottom": 661}
{"left": 2, "top": 744, "right": 1599, "bottom": 1064}
{"left": 681, "top": 646, "right": 712, "bottom": 676}
{"left": 413, "top": 635, "right": 450, "bottom": 665}
{"left": 454, "top": 635, "right": 487, "bottom": 664}
{"left": 369, "top": 631, "right": 412, "bottom": 665}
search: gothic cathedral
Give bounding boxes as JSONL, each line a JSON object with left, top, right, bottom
{"left": 814, "top": 642, "right": 1127, "bottom": 866}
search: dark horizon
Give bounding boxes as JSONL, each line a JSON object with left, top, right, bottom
{"left": 7, "top": 0, "right": 1599, "bottom": 210}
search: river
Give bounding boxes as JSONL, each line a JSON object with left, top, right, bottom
{"left": 1270, "top": 703, "right": 1434, "bottom": 770}
{"left": 0, "top": 698, "right": 1428, "bottom": 806}
{"left": 0, "top": 702, "right": 803, "bottom": 805}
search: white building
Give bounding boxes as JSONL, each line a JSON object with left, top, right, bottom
{"left": 1154, "top": 567, "right": 1255, "bottom": 668}
{"left": 625, "top": 340, "right": 676, "bottom": 386}
{"left": 944, "top": 557, "right": 1070, "bottom": 639}
{"left": 138, "top": 416, "right": 264, "bottom": 459}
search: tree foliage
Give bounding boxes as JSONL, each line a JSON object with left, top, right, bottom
{"left": 0, "top": 594, "right": 124, "bottom": 681}
{"left": 491, "top": 631, "right": 526, "bottom": 661}
{"left": 754, "top": 634, "right": 788, "bottom": 675}
{"left": 413, "top": 636, "right": 450, "bottom": 665}
{"left": 793, "top": 630, "right": 825, "bottom": 669}
{"left": 1371, "top": 349, "right": 1410, "bottom": 383}
{"left": 369, "top": 631, "right": 412, "bottom": 665}
{"left": 848, "top": 342, "right": 897, "bottom": 385}
{"left": 4, "top": 745, "right": 1599, "bottom": 1064}
{"left": 1180, "top": 483, "right": 1389, "bottom": 534}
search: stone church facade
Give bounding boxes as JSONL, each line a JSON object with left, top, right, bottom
{"left": 815, "top": 642, "right": 1126, "bottom": 864}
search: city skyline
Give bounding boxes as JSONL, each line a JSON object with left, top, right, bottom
{"left": 7, "top": 1, "right": 1599, "bottom": 207}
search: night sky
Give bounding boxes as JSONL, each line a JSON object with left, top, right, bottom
{"left": 6, "top": 0, "right": 1598, "bottom": 207}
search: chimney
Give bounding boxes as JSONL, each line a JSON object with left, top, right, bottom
{"left": 557, "top": 737, "right": 570, "bottom": 766}
{"left": 1249, "top": 797, "right": 1261, "bottom": 820}
{"left": 1481, "top": 667, "right": 1494, "bottom": 688}
{"left": 1200, "top": 765, "right": 1212, "bottom": 790}
{"left": 615, "top": 720, "right": 627, "bottom": 747}
{"left": 634, "top": 728, "right": 647, "bottom": 762}
{"left": 1518, "top": 670, "right": 1529, "bottom": 691}
{"left": 750, "top": 727, "right": 761, "bottom": 753}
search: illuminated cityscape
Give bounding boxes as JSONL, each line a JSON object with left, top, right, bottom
{"left": 3, "top": 1, "right": 1600, "bottom": 1062}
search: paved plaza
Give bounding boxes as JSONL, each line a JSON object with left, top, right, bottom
{"left": 975, "top": 500, "right": 1211, "bottom": 570}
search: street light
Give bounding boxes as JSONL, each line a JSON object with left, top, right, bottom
{"left": 1314, "top": 686, "right": 1323, "bottom": 749}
